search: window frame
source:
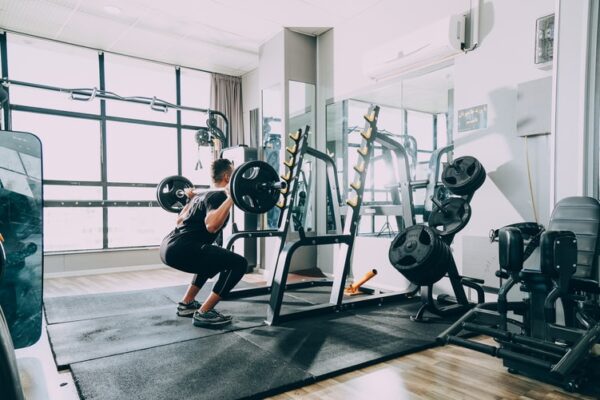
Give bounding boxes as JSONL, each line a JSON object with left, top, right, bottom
{"left": 0, "top": 33, "right": 214, "bottom": 252}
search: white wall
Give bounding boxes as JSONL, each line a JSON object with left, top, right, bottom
{"left": 315, "top": 29, "right": 335, "bottom": 274}
{"left": 552, "top": 0, "right": 592, "bottom": 201}
{"left": 44, "top": 248, "right": 162, "bottom": 276}
{"left": 450, "top": 0, "right": 555, "bottom": 284}
{"left": 332, "top": 0, "right": 470, "bottom": 100}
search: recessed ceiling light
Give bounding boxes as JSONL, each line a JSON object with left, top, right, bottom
{"left": 103, "top": 5, "right": 122, "bottom": 15}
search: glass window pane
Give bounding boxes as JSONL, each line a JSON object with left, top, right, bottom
{"left": 104, "top": 54, "right": 176, "bottom": 123}
{"left": 180, "top": 68, "right": 211, "bottom": 125}
{"left": 407, "top": 110, "right": 434, "bottom": 151}
{"left": 44, "top": 186, "right": 102, "bottom": 201}
{"left": 437, "top": 113, "right": 449, "bottom": 148}
{"left": 107, "top": 187, "right": 156, "bottom": 201}
{"left": 106, "top": 122, "right": 177, "bottom": 183}
{"left": 347, "top": 101, "right": 366, "bottom": 132}
{"left": 108, "top": 208, "right": 174, "bottom": 248}
{"left": 378, "top": 107, "right": 403, "bottom": 134}
{"left": 181, "top": 129, "right": 213, "bottom": 185}
{"left": 7, "top": 34, "right": 100, "bottom": 114}
{"left": 11, "top": 112, "right": 101, "bottom": 181}
{"left": 44, "top": 208, "right": 103, "bottom": 251}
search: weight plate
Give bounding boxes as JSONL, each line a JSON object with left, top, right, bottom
{"left": 230, "top": 160, "right": 281, "bottom": 214}
{"left": 428, "top": 197, "right": 472, "bottom": 236}
{"left": 156, "top": 175, "right": 193, "bottom": 213}
{"left": 388, "top": 225, "right": 451, "bottom": 286}
{"left": 441, "top": 156, "right": 486, "bottom": 195}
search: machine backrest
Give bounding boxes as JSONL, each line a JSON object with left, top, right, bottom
{"left": 547, "top": 197, "right": 600, "bottom": 279}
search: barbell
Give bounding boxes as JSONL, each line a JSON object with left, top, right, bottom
{"left": 156, "top": 160, "right": 287, "bottom": 214}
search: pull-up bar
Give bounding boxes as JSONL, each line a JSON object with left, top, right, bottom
{"left": 0, "top": 78, "right": 229, "bottom": 147}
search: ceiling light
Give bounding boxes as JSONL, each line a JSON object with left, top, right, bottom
{"left": 103, "top": 5, "right": 122, "bottom": 15}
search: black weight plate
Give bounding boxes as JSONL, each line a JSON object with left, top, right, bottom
{"left": 441, "top": 156, "right": 486, "bottom": 195}
{"left": 156, "top": 175, "right": 193, "bottom": 213}
{"left": 388, "top": 225, "right": 451, "bottom": 286}
{"left": 428, "top": 197, "right": 472, "bottom": 236}
{"left": 230, "top": 160, "right": 280, "bottom": 214}
{"left": 389, "top": 225, "right": 436, "bottom": 272}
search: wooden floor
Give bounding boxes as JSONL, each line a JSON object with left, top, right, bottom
{"left": 45, "top": 268, "right": 597, "bottom": 400}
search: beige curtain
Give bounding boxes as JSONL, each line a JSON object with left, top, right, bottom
{"left": 210, "top": 73, "right": 244, "bottom": 147}
{"left": 249, "top": 108, "right": 260, "bottom": 148}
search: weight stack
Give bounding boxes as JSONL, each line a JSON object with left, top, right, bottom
{"left": 221, "top": 146, "right": 259, "bottom": 271}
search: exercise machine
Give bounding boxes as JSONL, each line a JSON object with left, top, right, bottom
{"left": 438, "top": 196, "right": 600, "bottom": 392}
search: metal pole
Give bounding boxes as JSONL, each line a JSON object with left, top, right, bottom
{"left": 99, "top": 52, "right": 109, "bottom": 249}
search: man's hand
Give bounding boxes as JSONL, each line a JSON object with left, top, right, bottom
{"left": 224, "top": 185, "right": 231, "bottom": 199}
{"left": 184, "top": 188, "right": 197, "bottom": 199}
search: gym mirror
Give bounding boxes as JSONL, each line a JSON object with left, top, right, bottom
{"left": 288, "top": 81, "right": 315, "bottom": 232}
{"left": 261, "top": 84, "right": 282, "bottom": 229}
{"left": 0, "top": 130, "right": 43, "bottom": 348}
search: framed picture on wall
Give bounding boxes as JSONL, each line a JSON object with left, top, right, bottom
{"left": 535, "top": 14, "right": 554, "bottom": 66}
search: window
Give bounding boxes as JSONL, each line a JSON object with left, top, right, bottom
{"left": 180, "top": 68, "right": 211, "bottom": 125}
{"left": 104, "top": 54, "right": 176, "bottom": 123}
{"left": 2, "top": 33, "right": 212, "bottom": 252}
{"left": 108, "top": 208, "right": 174, "bottom": 248}
{"left": 8, "top": 34, "right": 99, "bottom": 114}
{"left": 11, "top": 112, "right": 101, "bottom": 181}
{"left": 106, "top": 122, "right": 177, "bottom": 184}
{"left": 44, "top": 208, "right": 103, "bottom": 251}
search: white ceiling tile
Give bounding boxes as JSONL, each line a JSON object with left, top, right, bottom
{"left": 56, "top": 12, "right": 134, "bottom": 50}
{"left": 0, "top": 0, "right": 75, "bottom": 37}
{"left": 76, "top": 0, "right": 148, "bottom": 26}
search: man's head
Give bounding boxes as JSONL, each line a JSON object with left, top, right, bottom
{"left": 211, "top": 158, "right": 233, "bottom": 186}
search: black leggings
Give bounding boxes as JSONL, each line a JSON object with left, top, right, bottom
{"left": 160, "top": 236, "right": 247, "bottom": 297}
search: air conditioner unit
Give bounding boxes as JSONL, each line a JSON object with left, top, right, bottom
{"left": 363, "top": 15, "right": 466, "bottom": 81}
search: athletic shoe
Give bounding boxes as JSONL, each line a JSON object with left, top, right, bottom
{"left": 192, "top": 309, "right": 232, "bottom": 327}
{"left": 176, "top": 300, "right": 201, "bottom": 317}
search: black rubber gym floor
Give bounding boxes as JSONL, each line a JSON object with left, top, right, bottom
{"left": 45, "top": 284, "right": 460, "bottom": 399}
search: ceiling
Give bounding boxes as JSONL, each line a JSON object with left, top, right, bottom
{"left": 0, "top": 0, "right": 382, "bottom": 76}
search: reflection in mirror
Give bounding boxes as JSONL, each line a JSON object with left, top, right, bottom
{"left": 262, "top": 85, "right": 282, "bottom": 229}
{"left": 0, "top": 130, "right": 43, "bottom": 348}
{"left": 287, "top": 81, "right": 315, "bottom": 231}
{"left": 291, "top": 158, "right": 314, "bottom": 232}
{"left": 325, "top": 65, "right": 454, "bottom": 236}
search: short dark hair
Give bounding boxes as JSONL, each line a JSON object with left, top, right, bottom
{"left": 211, "top": 158, "right": 233, "bottom": 182}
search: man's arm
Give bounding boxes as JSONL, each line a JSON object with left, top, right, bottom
{"left": 205, "top": 192, "right": 234, "bottom": 233}
{"left": 176, "top": 201, "right": 194, "bottom": 226}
